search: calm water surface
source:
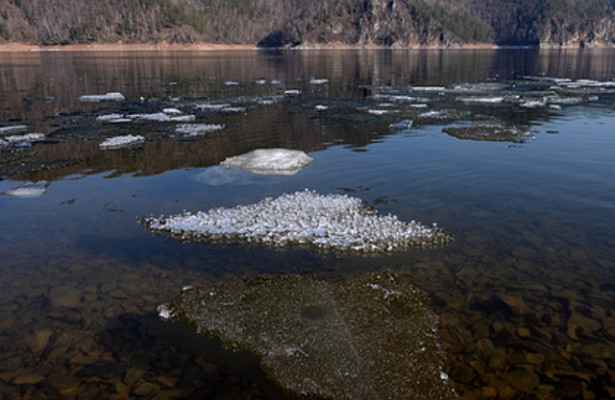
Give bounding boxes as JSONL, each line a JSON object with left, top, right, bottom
{"left": 0, "top": 49, "right": 614, "bottom": 399}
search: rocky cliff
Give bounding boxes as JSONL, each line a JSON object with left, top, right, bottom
{"left": 0, "top": 0, "right": 614, "bottom": 48}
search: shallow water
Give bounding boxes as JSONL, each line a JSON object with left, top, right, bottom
{"left": 1, "top": 48, "right": 614, "bottom": 399}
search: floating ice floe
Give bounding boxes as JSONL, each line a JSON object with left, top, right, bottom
{"left": 315, "top": 104, "right": 328, "bottom": 111}
{"left": 224, "top": 81, "right": 239, "bottom": 86}
{"left": 309, "top": 77, "right": 329, "bottom": 85}
{"left": 2, "top": 181, "right": 48, "bottom": 198}
{"left": 162, "top": 107, "right": 183, "bottom": 115}
{"left": 0, "top": 125, "right": 28, "bottom": 135}
{"left": 158, "top": 270, "right": 457, "bottom": 399}
{"left": 0, "top": 133, "right": 45, "bottom": 148}
{"left": 141, "top": 189, "right": 452, "bottom": 254}
{"left": 389, "top": 119, "right": 413, "bottom": 130}
{"left": 368, "top": 109, "right": 396, "bottom": 115}
{"left": 220, "top": 148, "right": 314, "bottom": 176}
{"left": 457, "top": 96, "right": 505, "bottom": 104}
{"left": 175, "top": 123, "right": 225, "bottom": 137}
{"left": 97, "top": 111, "right": 196, "bottom": 123}
{"left": 78, "top": 92, "right": 124, "bottom": 102}
{"left": 194, "top": 103, "right": 231, "bottom": 111}
{"left": 99, "top": 135, "right": 145, "bottom": 150}
{"left": 284, "top": 89, "right": 301, "bottom": 96}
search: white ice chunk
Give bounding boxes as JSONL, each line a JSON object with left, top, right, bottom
{"left": 99, "top": 135, "right": 145, "bottom": 150}
{"left": 124, "top": 113, "right": 195, "bottom": 122}
{"left": 285, "top": 90, "right": 301, "bottom": 96}
{"left": 315, "top": 105, "right": 329, "bottom": 111}
{"left": 221, "top": 148, "right": 314, "bottom": 175}
{"left": 368, "top": 109, "right": 396, "bottom": 115}
{"left": 2, "top": 133, "right": 44, "bottom": 143}
{"left": 142, "top": 190, "right": 451, "bottom": 254}
{"left": 194, "top": 103, "right": 232, "bottom": 111}
{"left": 79, "top": 92, "right": 124, "bottom": 102}
{"left": 2, "top": 181, "right": 48, "bottom": 198}
{"left": 224, "top": 81, "right": 239, "bottom": 86}
{"left": 310, "top": 78, "right": 329, "bottom": 85}
{"left": 175, "top": 123, "right": 225, "bottom": 137}
{"left": 457, "top": 96, "right": 504, "bottom": 104}
{"left": 389, "top": 119, "right": 413, "bottom": 130}
{"left": 96, "top": 113, "right": 124, "bottom": 122}
{"left": 163, "top": 107, "right": 183, "bottom": 115}
{"left": 0, "top": 125, "right": 28, "bottom": 135}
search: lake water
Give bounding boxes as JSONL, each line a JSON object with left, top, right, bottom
{"left": 0, "top": 49, "right": 614, "bottom": 399}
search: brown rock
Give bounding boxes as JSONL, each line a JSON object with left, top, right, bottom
{"left": 506, "top": 368, "right": 539, "bottom": 393}
{"left": 27, "top": 329, "right": 53, "bottom": 353}
{"left": 517, "top": 328, "right": 531, "bottom": 338}
{"left": 48, "top": 374, "right": 80, "bottom": 396}
{"left": 123, "top": 367, "right": 146, "bottom": 386}
{"left": 48, "top": 285, "right": 82, "bottom": 308}
{"left": 13, "top": 373, "right": 46, "bottom": 385}
{"left": 498, "top": 294, "right": 531, "bottom": 315}
{"left": 449, "top": 362, "right": 476, "bottom": 384}
{"left": 157, "top": 375, "right": 178, "bottom": 388}
{"left": 133, "top": 381, "right": 159, "bottom": 396}
{"left": 481, "top": 386, "right": 497, "bottom": 398}
{"left": 579, "top": 343, "right": 615, "bottom": 359}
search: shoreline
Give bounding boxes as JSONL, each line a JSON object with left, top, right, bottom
{"left": 0, "top": 41, "right": 611, "bottom": 52}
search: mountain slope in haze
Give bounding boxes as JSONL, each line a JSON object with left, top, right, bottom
{"left": 0, "top": 0, "right": 614, "bottom": 48}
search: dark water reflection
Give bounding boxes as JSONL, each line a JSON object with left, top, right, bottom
{"left": 1, "top": 49, "right": 614, "bottom": 399}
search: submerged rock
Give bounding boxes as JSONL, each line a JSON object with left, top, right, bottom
{"left": 159, "top": 270, "right": 458, "bottom": 400}
{"left": 141, "top": 190, "right": 451, "bottom": 254}
{"left": 220, "top": 148, "right": 314, "bottom": 176}
{"left": 443, "top": 123, "right": 533, "bottom": 142}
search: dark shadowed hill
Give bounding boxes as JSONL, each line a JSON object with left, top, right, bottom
{"left": 1, "top": 0, "right": 614, "bottom": 47}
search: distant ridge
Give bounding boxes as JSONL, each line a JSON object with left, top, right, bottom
{"left": 1, "top": 0, "right": 614, "bottom": 48}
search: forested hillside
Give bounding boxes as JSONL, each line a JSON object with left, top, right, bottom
{"left": 1, "top": 0, "right": 614, "bottom": 47}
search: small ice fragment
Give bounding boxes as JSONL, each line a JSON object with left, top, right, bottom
{"left": 2, "top": 133, "right": 45, "bottom": 144}
{"left": 310, "top": 78, "right": 329, "bottom": 85}
{"left": 194, "top": 103, "right": 232, "bottom": 111}
{"left": 78, "top": 92, "right": 124, "bottom": 102}
{"left": 175, "top": 123, "right": 225, "bottom": 137}
{"left": 368, "top": 109, "right": 395, "bottom": 115}
{"left": 285, "top": 90, "right": 301, "bottom": 96}
{"left": 2, "top": 181, "right": 48, "bottom": 198}
{"left": 220, "top": 148, "right": 314, "bottom": 175}
{"left": 315, "top": 104, "right": 328, "bottom": 111}
{"left": 389, "top": 119, "right": 413, "bottom": 130}
{"left": 157, "top": 304, "right": 173, "bottom": 320}
{"left": 99, "top": 135, "right": 145, "bottom": 150}
{"left": 255, "top": 79, "right": 267, "bottom": 85}
{"left": 0, "top": 125, "right": 28, "bottom": 135}
{"left": 163, "top": 107, "right": 183, "bottom": 115}
{"left": 224, "top": 81, "right": 239, "bottom": 86}
{"left": 270, "top": 79, "right": 281, "bottom": 85}
{"left": 96, "top": 113, "right": 124, "bottom": 122}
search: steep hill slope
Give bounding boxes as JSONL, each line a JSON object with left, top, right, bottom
{"left": 0, "top": 0, "right": 614, "bottom": 47}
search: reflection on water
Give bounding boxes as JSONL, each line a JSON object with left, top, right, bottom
{"left": 1, "top": 49, "right": 615, "bottom": 399}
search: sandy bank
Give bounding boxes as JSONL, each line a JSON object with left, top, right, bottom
{"left": 0, "top": 42, "right": 256, "bottom": 52}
